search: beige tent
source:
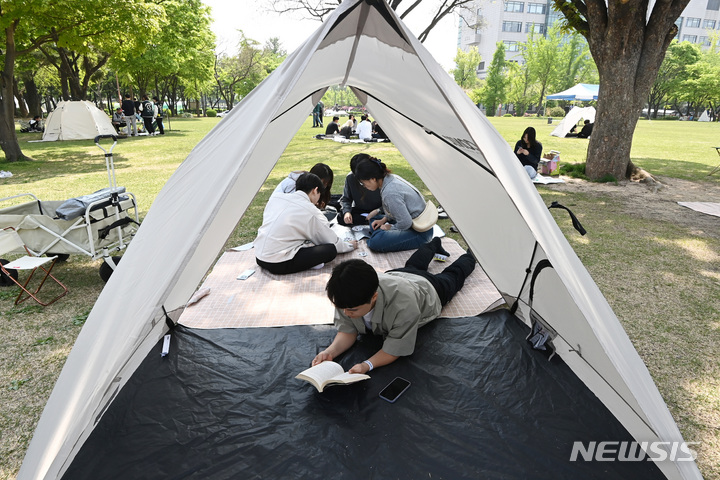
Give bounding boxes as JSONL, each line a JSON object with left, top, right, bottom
{"left": 18, "top": 1, "right": 700, "bottom": 479}
{"left": 41, "top": 101, "right": 116, "bottom": 141}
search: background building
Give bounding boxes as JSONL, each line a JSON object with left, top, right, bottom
{"left": 458, "top": 0, "right": 720, "bottom": 78}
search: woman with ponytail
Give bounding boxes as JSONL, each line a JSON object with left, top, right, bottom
{"left": 354, "top": 157, "right": 434, "bottom": 252}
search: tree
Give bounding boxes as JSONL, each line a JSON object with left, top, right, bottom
{"left": 555, "top": 32, "right": 597, "bottom": 92}
{"left": 505, "top": 60, "right": 538, "bottom": 116}
{"left": 451, "top": 47, "right": 481, "bottom": 90}
{"left": 214, "top": 33, "right": 267, "bottom": 110}
{"left": 0, "top": 0, "right": 159, "bottom": 162}
{"left": 553, "top": 0, "right": 691, "bottom": 180}
{"left": 647, "top": 41, "right": 700, "bottom": 118}
{"left": 478, "top": 42, "right": 506, "bottom": 116}
{"left": 267, "top": 0, "right": 474, "bottom": 42}
{"left": 523, "top": 25, "right": 562, "bottom": 112}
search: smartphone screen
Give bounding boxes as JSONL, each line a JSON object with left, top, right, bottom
{"left": 379, "top": 377, "right": 411, "bottom": 403}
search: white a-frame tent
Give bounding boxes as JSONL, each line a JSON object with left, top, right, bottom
{"left": 19, "top": 1, "right": 700, "bottom": 478}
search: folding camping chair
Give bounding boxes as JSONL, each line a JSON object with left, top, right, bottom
{"left": 709, "top": 147, "right": 720, "bottom": 176}
{"left": 0, "top": 227, "right": 68, "bottom": 306}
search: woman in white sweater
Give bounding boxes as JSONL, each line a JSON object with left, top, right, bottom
{"left": 255, "top": 173, "right": 357, "bottom": 274}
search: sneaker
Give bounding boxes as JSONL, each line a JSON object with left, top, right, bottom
{"left": 311, "top": 263, "right": 325, "bottom": 270}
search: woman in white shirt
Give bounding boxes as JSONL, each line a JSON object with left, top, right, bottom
{"left": 255, "top": 173, "right": 357, "bottom": 274}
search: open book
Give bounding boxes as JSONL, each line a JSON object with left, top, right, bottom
{"left": 296, "top": 361, "right": 370, "bottom": 392}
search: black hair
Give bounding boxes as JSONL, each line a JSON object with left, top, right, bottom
{"left": 309, "top": 163, "right": 333, "bottom": 207}
{"left": 361, "top": 115, "right": 368, "bottom": 121}
{"left": 354, "top": 157, "right": 391, "bottom": 181}
{"left": 326, "top": 260, "right": 379, "bottom": 308}
{"left": 333, "top": 116, "right": 339, "bottom": 121}
{"left": 584, "top": 119, "right": 590, "bottom": 124}
{"left": 522, "top": 127, "right": 538, "bottom": 148}
{"left": 349, "top": 153, "right": 371, "bottom": 174}
{"left": 153, "top": 97, "right": 159, "bottom": 102}
{"left": 295, "top": 172, "right": 324, "bottom": 195}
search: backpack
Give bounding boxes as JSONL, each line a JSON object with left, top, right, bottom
{"left": 141, "top": 100, "right": 154, "bottom": 118}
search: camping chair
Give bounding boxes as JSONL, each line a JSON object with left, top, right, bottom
{"left": 709, "top": 147, "right": 720, "bottom": 176}
{"left": 0, "top": 227, "right": 68, "bottom": 306}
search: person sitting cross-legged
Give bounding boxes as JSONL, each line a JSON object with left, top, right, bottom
{"left": 255, "top": 172, "right": 357, "bottom": 275}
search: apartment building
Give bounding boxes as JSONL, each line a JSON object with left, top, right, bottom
{"left": 459, "top": 0, "right": 720, "bottom": 78}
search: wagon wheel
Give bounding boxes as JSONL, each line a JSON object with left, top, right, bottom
{"left": 0, "top": 259, "right": 19, "bottom": 286}
{"left": 99, "top": 256, "right": 122, "bottom": 282}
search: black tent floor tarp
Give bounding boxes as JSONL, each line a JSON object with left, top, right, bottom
{"left": 63, "top": 309, "right": 664, "bottom": 479}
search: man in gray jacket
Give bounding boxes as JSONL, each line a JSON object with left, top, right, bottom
{"left": 312, "top": 238, "right": 475, "bottom": 373}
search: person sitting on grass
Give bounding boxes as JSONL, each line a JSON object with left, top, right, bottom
{"left": 255, "top": 172, "right": 357, "bottom": 275}
{"left": 514, "top": 126, "right": 542, "bottom": 179}
{"left": 312, "top": 238, "right": 476, "bottom": 373}
{"left": 325, "top": 116, "right": 340, "bottom": 135}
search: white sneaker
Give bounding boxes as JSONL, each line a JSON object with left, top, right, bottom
{"left": 311, "top": 263, "right": 325, "bottom": 270}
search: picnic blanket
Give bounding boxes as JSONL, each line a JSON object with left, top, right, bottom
{"left": 532, "top": 173, "right": 564, "bottom": 184}
{"left": 179, "top": 238, "right": 503, "bottom": 329}
{"left": 678, "top": 201, "right": 720, "bottom": 218}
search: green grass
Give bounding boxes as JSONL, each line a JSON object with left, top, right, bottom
{"left": 0, "top": 116, "right": 719, "bottom": 479}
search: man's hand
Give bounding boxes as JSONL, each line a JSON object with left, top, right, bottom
{"left": 343, "top": 212, "right": 353, "bottom": 224}
{"left": 312, "top": 350, "right": 333, "bottom": 366}
{"left": 349, "top": 362, "right": 370, "bottom": 374}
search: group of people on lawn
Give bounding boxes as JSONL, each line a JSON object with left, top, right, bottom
{"left": 113, "top": 94, "right": 165, "bottom": 137}
{"left": 254, "top": 153, "right": 475, "bottom": 374}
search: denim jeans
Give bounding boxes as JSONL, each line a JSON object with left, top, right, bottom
{"left": 366, "top": 216, "right": 433, "bottom": 252}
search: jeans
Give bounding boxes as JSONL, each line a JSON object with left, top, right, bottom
{"left": 123, "top": 115, "right": 137, "bottom": 136}
{"left": 366, "top": 216, "right": 433, "bottom": 253}
{"left": 524, "top": 165, "right": 537, "bottom": 179}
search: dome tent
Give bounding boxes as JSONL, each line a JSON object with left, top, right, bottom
{"left": 41, "top": 101, "right": 116, "bottom": 141}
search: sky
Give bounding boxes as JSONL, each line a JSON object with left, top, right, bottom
{"left": 202, "top": 1, "right": 459, "bottom": 71}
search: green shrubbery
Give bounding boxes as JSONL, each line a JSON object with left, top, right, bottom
{"left": 548, "top": 106, "right": 566, "bottom": 118}
{"left": 206, "top": 109, "right": 217, "bottom": 117}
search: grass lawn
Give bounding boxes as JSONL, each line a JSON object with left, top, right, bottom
{"left": 0, "top": 115, "right": 718, "bottom": 479}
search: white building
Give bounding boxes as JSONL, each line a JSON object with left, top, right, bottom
{"left": 459, "top": 0, "right": 720, "bottom": 78}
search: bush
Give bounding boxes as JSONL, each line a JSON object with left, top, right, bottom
{"left": 548, "top": 107, "right": 566, "bottom": 118}
{"left": 181, "top": 112, "right": 193, "bottom": 118}
{"left": 206, "top": 109, "right": 217, "bottom": 117}
{"left": 503, "top": 113, "right": 513, "bottom": 117}
{"left": 558, "top": 162, "right": 588, "bottom": 180}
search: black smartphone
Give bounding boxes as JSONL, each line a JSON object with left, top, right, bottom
{"left": 379, "top": 377, "right": 411, "bottom": 403}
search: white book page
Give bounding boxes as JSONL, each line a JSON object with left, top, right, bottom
{"left": 298, "top": 361, "right": 344, "bottom": 384}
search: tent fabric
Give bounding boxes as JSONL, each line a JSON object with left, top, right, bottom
{"left": 61, "top": 311, "right": 664, "bottom": 480}
{"left": 41, "top": 101, "right": 116, "bottom": 142}
{"left": 546, "top": 84, "right": 599, "bottom": 101}
{"left": 698, "top": 110, "right": 710, "bottom": 122}
{"left": 550, "top": 106, "right": 597, "bottom": 138}
{"left": 19, "top": 1, "right": 700, "bottom": 479}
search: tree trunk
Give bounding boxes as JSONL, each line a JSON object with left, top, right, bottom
{"left": 555, "top": 0, "right": 689, "bottom": 180}
{"left": 23, "top": 74, "right": 42, "bottom": 117}
{"left": 14, "top": 79, "right": 29, "bottom": 117}
{"left": 585, "top": 69, "right": 642, "bottom": 179}
{"left": 0, "top": 22, "right": 32, "bottom": 162}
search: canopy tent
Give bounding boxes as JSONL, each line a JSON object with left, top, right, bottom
{"left": 41, "top": 101, "right": 116, "bottom": 141}
{"left": 551, "top": 106, "right": 597, "bottom": 137}
{"left": 546, "top": 83, "right": 599, "bottom": 101}
{"left": 698, "top": 110, "right": 710, "bottom": 122}
{"left": 19, "top": 1, "right": 699, "bottom": 479}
